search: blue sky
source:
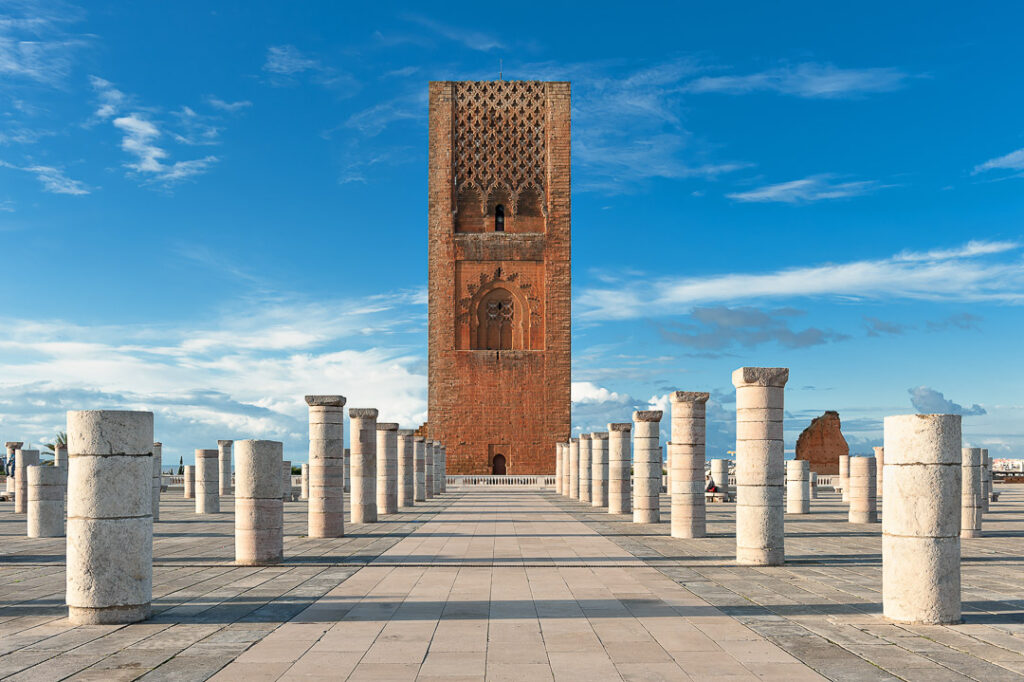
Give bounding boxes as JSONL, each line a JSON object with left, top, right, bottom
{"left": 2, "top": 1, "right": 1023, "bottom": 465}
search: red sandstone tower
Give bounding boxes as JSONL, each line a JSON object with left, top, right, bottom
{"left": 427, "top": 80, "right": 571, "bottom": 475}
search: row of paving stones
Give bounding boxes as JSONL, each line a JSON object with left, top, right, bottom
{"left": 551, "top": 487, "right": 1024, "bottom": 681}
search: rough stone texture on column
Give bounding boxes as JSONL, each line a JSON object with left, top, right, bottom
{"left": 568, "top": 439, "right": 579, "bottom": 499}
{"left": 555, "top": 443, "right": 563, "bottom": 494}
{"left": 981, "top": 449, "right": 991, "bottom": 512}
{"left": 432, "top": 441, "right": 443, "bottom": 495}
{"left": 591, "top": 432, "right": 609, "bottom": 507}
{"left": 633, "top": 411, "right": 663, "bottom": 524}
{"left": 560, "top": 443, "right": 570, "bottom": 496}
{"left": 66, "top": 410, "right": 153, "bottom": 625}
{"left": 344, "top": 448, "right": 350, "bottom": 493}
{"left": 810, "top": 471, "right": 819, "bottom": 499}
{"left": 849, "top": 456, "right": 878, "bottom": 524}
{"left": 733, "top": 366, "right": 789, "bottom": 567}
{"left": 874, "top": 446, "right": 884, "bottom": 497}
{"left": 961, "top": 447, "right": 983, "bottom": 538}
{"left": 183, "top": 466, "right": 194, "bottom": 499}
{"left": 669, "top": 392, "right": 709, "bottom": 537}
{"left": 300, "top": 463, "right": 308, "bottom": 500}
{"left": 376, "top": 424, "right": 399, "bottom": 515}
{"left": 398, "top": 430, "right": 414, "bottom": 507}
{"left": 14, "top": 448, "right": 40, "bottom": 514}
{"left": 786, "top": 459, "right": 810, "bottom": 515}
{"left": 55, "top": 444, "right": 69, "bottom": 470}
{"left": 414, "top": 436, "right": 426, "bottom": 502}
{"left": 151, "top": 442, "right": 162, "bottom": 522}
{"left": 883, "top": 413, "right": 962, "bottom": 625}
{"left": 234, "top": 439, "right": 283, "bottom": 566}
{"left": 425, "top": 441, "right": 434, "bottom": 500}
{"left": 27, "top": 465, "right": 64, "bottom": 537}
{"left": 349, "top": 408, "right": 378, "bottom": 523}
{"left": 839, "top": 454, "right": 850, "bottom": 502}
{"left": 195, "top": 449, "right": 220, "bottom": 514}
{"left": 710, "top": 459, "right": 729, "bottom": 497}
{"left": 440, "top": 444, "right": 447, "bottom": 493}
{"left": 608, "top": 425, "right": 632, "bottom": 515}
{"left": 578, "top": 433, "right": 592, "bottom": 503}
{"left": 5, "top": 442, "right": 21, "bottom": 493}
{"left": 217, "top": 440, "right": 233, "bottom": 496}
{"left": 281, "top": 461, "right": 291, "bottom": 502}
{"left": 306, "top": 395, "right": 345, "bottom": 538}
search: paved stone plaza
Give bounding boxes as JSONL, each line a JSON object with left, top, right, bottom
{"left": 0, "top": 486, "right": 1022, "bottom": 681}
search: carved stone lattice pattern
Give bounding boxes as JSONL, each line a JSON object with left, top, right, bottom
{"left": 453, "top": 81, "right": 546, "bottom": 201}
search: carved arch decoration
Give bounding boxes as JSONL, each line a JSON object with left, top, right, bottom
{"left": 456, "top": 266, "right": 542, "bottom": 350}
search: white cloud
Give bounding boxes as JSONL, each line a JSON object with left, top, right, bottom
{"left": 571, "top": 381, "right": 629, "bottom": 405}
{"left": 0, "top": 160, "right": 90, "bottom": 195}
{"left": 88, "top": 75, "right": 128, "bottom": 120}
{"left": 727, "top": 174, "right": 886, "bottom": 203}
{"left": 206, "top": 96, "right": 252, "bottom": 112}
{"left": 0, "top": 4, "right": 89, "bottom": 86}
{"left": 112, "top": 113, "right": 218, "bottom": 183}
{"left": 578, "top": 240, "right": 1024, "bottom": 320}
{"left": 972, "top": 148, "right": 1024, "bottom": 175}
{"left": 402, "top": 15, "right": 504, "bottom": 51}
{"left": 263, "top": 45, "right": 320, "bottom": 74}
{"left": 688, "top": 63, "right": 913, "bottom": 98}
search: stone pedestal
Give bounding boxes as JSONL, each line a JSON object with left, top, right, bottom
{"left": 4, "top": 442, "right": 21, "bottom": 494}
{"left": 66, "top": 410, "right": 153, "bottom": 625}
{"left": 710, "top": 459, "right": 729, "bottom": 497}
{"left": 633, "top": 411, "right": 663, "bottom": 524}
{"left": 27, "top": 465, "right": 64, "bottom": 537}
{"left": 425, "top": 441, "right": 434, "bottom": 500}
{"left": 306, "top": 395, "right": 345, "bottom": 538}
{"left": 235, "top": 439, "right": 283, "bottom": 565}
{"left": 432, "top": 441, "right": 443, "bottom": 495}
{"left": 555, "top": 443, "right": 563, "bottom": 494}
{"left": 151, "top": 442, "right": 162, "bottom": 521}
{"left": 839, "top": 454, "right": 850, "bottom": 502}
{"left": 55, "top": 444, "right": 69, "bottom": 471}
{"left": 217, "top": 440, "right": 233, "bottom": 496}
{"left": 300, "top": 463, "right": 308, "bottom": 500}
{"left": 961, "top": 447, "right": 983, "bottom": 538}
{"left": 981, "top": 449, "right": 991, "bottom": 512}
{"left": 874, "top": 446, "right": 884, "bottom": 498}
{"left": 849, "top": 456, "right": 878, "bottom": 524}
{"left": 883, "top": 413, "right": 962, "bottom": 625}
{"left": 376, "top": 424, "right": 398, "bottom": 515}
{"left": 183, "top": 466, "right": 195, "bottom": 498}
{"left": 195, "top": 449, "right": 220, "bottom": 514}
{"left": 733, "top": 366, "right": 789, "bottom": 566}
{"left": 560, "top": 443, "right": 570, "bottom": 496}
{"left": 349, "top": 408, "right": 378, "bottom": 523}
{"left": 568, "top": 439, "right": 580, "bottom": 499}
{"left": 608, "top": 425, "right": 632, "bottom": 514}
{"left": 14, "top": 448, "right": 39, "bottom": 514}
{"left": 398, "top": 430, "right": 415, "bottom": 507}
{"left": 786, "top": 459, "right": 810, "bottom": 514}
{"left": 281, "top": 461, "right": 292, "bottom": 502}
{"left": 344, "top": 448, "right": 351, "bottom": 493}
{"left": 810, "top": 471, "right": 819, "bottom": 499}
{"left": 670, "top": 392, "right": 709, "bottom": 538}
{"left": 578, "top": 434, "right": 592, "bottom": 502}
{"left": 591, "top": 433, "right": 609, "bottom": 507}
{"left": 440, "top": 444, "right": 447, "bottom": 493}
{"left": 414, "top": 436, "right": 426, "bottom": 502}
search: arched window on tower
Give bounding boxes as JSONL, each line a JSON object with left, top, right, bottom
{"left": 475, "top": 288, "right": 515, "bottom": 350}
{"left": 494, "top": 204, "right": 505, "bottom": 232}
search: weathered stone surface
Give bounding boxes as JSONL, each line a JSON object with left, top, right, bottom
{"left": 27, "top": 465, "right": 64, "bottom": 537}
{"left": 195, "top": 449, "right": 220, "bottom": 514}
{"left": 234, "top": 439, "right": 283, "bottom": 565}
{"left": 633, "top": 411, "right": 662, "bottom": 524}
{"left": 794, "top": 411, "right": 849, "bottom": 475}
{"left": 670, "top": 392, "right": 709, "bottom": 538}
{"left": 590, "top": 432, "right": 608, "bottom": 508}
{"left": 151, "top": 443, "right": 161, "bottom": 521}
{"left": 349, "top": 408, "right": 377, "bottom": 523}
{"left": 217, "top": 440, "right": 232, "bottom": 497}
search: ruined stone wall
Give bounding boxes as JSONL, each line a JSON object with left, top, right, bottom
{"left": 795, "top": 410, "right": 849, "bottom": 475}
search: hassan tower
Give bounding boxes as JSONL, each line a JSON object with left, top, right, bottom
{"left": 426, "top": 80, "right": 572, "bottom": 475}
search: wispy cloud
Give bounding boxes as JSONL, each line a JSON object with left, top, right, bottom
{"left": 863, "top": 316, "right": 908, "bottom": 336}
{"left": 658, "top": 306, "right": 849, "bottom": 353}
{"left": 727, "top": 174, "right": 887, "bottom": 203}
{"left": 578, "top": 240, "right": 1024, "bottom": 320}
{"left": 0, "top": 2, "right": 89, "bottom": 86}
{"left": 206, "top": 96, "right": 252, "bottom": 113}
{"left": 263, "top": 45, "right": 320, "bottom": 75}
{"left": 113, "top": 113, "right": 218, "bottom": 182}
{"left": 0, "top": 159, "right": 90, "bottom": 194}
{"left": 402, "top": 15, "right": 504, "bottom": 52}
{"left": 261, "top": 45, "right": 357, "bottom": 91}
{"left": 688, "top": 62, "right": 914, "bottom": 99}
{"left": 909, "top": 386, "right": 986, "bottom": 416}
{"left": 972, "top": 147, "right": 1024, "bottom": 176}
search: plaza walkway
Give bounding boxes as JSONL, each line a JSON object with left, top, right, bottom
{"left": 0, "top": 487, "right": 1022, "bottom": 680}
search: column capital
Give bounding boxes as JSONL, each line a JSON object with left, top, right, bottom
{"left": 591, "top": 432, "right": 609, "bottom": 440}
{"left": 579, "top": 433, "right": 592, "bottom": 440}
{"left": 670, "top": 391, "right": 710, "bottom": 404}
{"left": 632, "top": 410, "right": 663, "bottom": 422}
{"left": 397, "top": 429, "right": 415, "bottom": 437}
{"left": 217, "top": 440, "right": 233, "bottom": 447}
{"left": 377, "top": 422, "right": 399, "bottom": 431}
{"left": 153, "top": 442, "right": 163, "bottom": 447}
{"left": 5, "top": 441, "right": 23, "bottom": 449}
{"left": 731, "top": 366, "right": 789, "bottom": 388}
{"left": 349, "top": 408, "right": 378, "bottom": 418}
{"left": 306, "top": 395, "right": 347, "bottom": 407}
{"left": 609, "top": 423, "right": 631, "bottom": 432}
{"left": 413, "top": 436, "right": 425, "bottom": 442}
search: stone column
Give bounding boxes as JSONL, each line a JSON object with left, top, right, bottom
{"left": 344, "top": 448, "right": 351, "bottom": 493}
{"left": 555, "top": 443, "right": 563, "bottom": 494}
{"left": 217, "top": 440, "right": 233, "bottom": 496}
{"left": 27, "top": 465, "right": 64, "bottom": 537}
{"left": 561, "top": 443, "right": 571, "bottom": 496}
{"left": 306, "top": 395, "right": 345, "bottom": 538}
{"left": 710, "top": 459, "right": 729, "bottom": 497}
{"left": 235, "top": 439, "right": 283, "bottom": 566}
{"left": 568, "top": 438, "right": 579, "bottom": 499}
{"left": 183, "top": 465, "right": 195, "bottom": 498}
{"left": 281, "top": 461, "right": 291, "bottom": 502}
{"left": 578, "top": 433, "right": 592, "bottom": 503}
{"left": 591, "top": 432, "right": 609, "bottom": 507}
{"left": 376, "top": 423, "right": 398, "bottom": 515}
{"left": 349, "top": 408, "right": 378, "bottom": 523}
{"left": 425, "top": 441, "right": 434, "bottom": 500}
{"left": 300, "top": 463, "right": 308, "bottom": 500}
{"left": 961, "top": 447, "right": 983, "bottom": 538}
{"left": 874, "top": 446, "right": 884, "bottom": 497}
{"left": 4, "top": 442, "right": 21, "bottom": 493}
{"left": 849, "top": 456, "right": 877, "bottom": 524}
{"left": 882, "top": 413, "right": 961, "bottom": 624}
{"left": 633, "top": 411, "right": 663, "bottom": 524}
{"left": 669, "top": 392, "right": 709, "bottom": 538}
{"left": 433, "top": 441, "right": 443, "bottom": 495}
{"left": 195, "top": 449, "right": 220, "bottom": 514}
{"left": 66, "top": 410, "right": 153, "bottom": 624}
{"left": 608, "top": 424, "right": 632, "bottom": 515}
{"left": 786, "top": 459, "right": 810, "bottom": 514}
{"left": 810, "top": 472, "right": 819, "bottom": 499}
{"left": 839, "top": 454, "right": 850, "bottom": 502}
{"left": 398, "top": 430, "right": 414, "bottom": 507}
{"left": 981, "top": 449, "right": 991, "bottom": 512}
{"left": 414, "top": 436, "right": 426, "bottom": 502}
{"left": 55, "top": 444, "right": 69, "bottom": 470}
{"left": 440, "top": 444, "right": 447, "bottom": 493}
{"left": 14, "top": 448, "right": 39, "bottom": 513}
{"left": 151, "top": 442, "right": 162, "bottom": 522}
{"left": 733, "top": 366, "right": 789, "bottom": 567}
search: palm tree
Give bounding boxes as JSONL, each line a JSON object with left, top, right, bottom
{"left": 42, "top": 431, "right": 67, "bottom": 455}
{"left": 178, "top": 456, "right": 184, "bottom": 475}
